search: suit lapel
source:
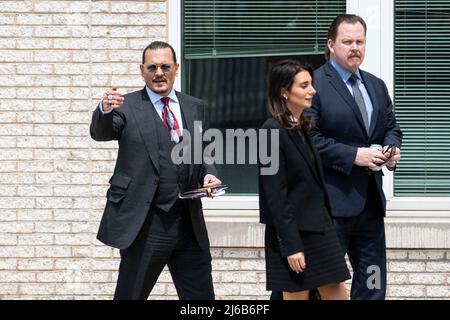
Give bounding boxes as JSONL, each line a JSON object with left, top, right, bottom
{"left": 305, "top": 133, "right": 327, "bottom": 189}
{"left": 130, "top": 88, "right": 160, "bottom": 173}
{"left": 360, "top": 71, "right": 380, "bottom": 138}
{"left": 288, "top": 130, "right": 322, "bottom": 186}
{"left": 176, "top": 92, "right": 197, "bottom": 182}
{"left": 324, "top": 63, "right": 368, "bottom": 137}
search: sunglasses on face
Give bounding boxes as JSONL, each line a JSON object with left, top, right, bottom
{"left": 146, "top": 64, "right": 173, "bottom": 73}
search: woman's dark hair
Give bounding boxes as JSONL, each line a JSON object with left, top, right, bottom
{"left": 324, "top": 14, "right": 367, "bottom": 60}
{"left": 267, "top": 59, "right": 314, "bottom": 131}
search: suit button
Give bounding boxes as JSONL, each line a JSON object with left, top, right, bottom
{"left": 154, "top": 180, "right": 159, "bottom": 185}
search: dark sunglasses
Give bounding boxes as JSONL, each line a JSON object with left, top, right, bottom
{"left": 146, "top": 64, "right": 173, "bottom": 73}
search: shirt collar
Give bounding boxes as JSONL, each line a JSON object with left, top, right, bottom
{"left": 145, "top": 86, "right": 179, "bottom": 105}
{"left": 329, "top": 59, "right": 362, "bottom": 83}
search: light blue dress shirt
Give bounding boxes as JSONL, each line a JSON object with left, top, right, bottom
{"left": 329, "top": 59, "right": 374, "bottom": 126}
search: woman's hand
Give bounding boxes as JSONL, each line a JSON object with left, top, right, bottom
{"left": 287, "top": 252, "right": 306, "bottom": 274}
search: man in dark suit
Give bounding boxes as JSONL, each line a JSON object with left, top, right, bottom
{"left": 90, "top": 41, "right": 221, "bottom": 300}
{"left": 307, "top": 14, "right": 402, "bottom": 299}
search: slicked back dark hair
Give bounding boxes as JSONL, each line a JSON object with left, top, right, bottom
{"left": 324, "top": 14, "right": 367, "bottom": 60}
{"left": 142, "top": 41, "right": 177, "bottom": 64}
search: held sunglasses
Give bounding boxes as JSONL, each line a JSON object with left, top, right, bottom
{"left": 379, "top": 144, "right": 397, "bottom": 167}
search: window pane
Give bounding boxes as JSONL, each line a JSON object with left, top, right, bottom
{"left": 185, "top": 55, "right": 325, "bottom": 194}
{"left": 183, "top": 0, "right": 346, "bottom": 59}
{"left": 394, "top": 0, "right": 450, "bottom": 196}
{"left": 182, "top": 0, "right": 346, "bottom": 194}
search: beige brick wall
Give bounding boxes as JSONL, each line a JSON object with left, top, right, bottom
{"left": 0, "top": 0, "right": 449, "bottom": 300}
{"left": 153, "top": 249, "right": 450, "bottom": 300}
{"left": 0, "top": 0, "right": 167, "bottom": 299}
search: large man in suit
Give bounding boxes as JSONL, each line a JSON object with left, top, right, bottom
{"left": 307, "top": 14, "right": 402, "bottom": 299}
{"left": 90, "top": 41, "right": 221, "bottom": 300}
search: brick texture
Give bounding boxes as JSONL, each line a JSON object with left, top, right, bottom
{"left": 156, "top": 249, "right": 450, "bottom": 300}
{"left": 0, "top": 0, "right": 167, "bottom": 300}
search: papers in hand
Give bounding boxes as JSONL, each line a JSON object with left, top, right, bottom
{"left": 178, "top": 185, "right": 228, "bottom": 199}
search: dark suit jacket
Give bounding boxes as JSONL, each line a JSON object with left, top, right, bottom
{"left": 259, "top": 117, "right": 332, "bottom": 257}
{"left": 308, "top": 62, "right": 403, "bottom": 218}
{"left": 90, "top": 88, "right": 217, "bottom": 250}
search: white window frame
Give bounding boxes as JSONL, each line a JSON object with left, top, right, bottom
{"left": 168, "top": 0, "right": 182, "bottom": 91}
{"left": 169, "top": 0, "right": 450, "bottom": 216}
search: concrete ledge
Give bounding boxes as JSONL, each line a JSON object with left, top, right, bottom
{"left": 205, "top": 211, "right": 450, "bottom": 249}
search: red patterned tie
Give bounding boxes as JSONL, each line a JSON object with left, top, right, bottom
{"left": 160, "top": 96, "right": 180, "bottom": 143}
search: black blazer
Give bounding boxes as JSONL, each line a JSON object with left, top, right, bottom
{"left": 259, "top": 117, "right": 332, "bottom": 257}
{"left": 308, "top": 62, "right": 402, "bottom": 218}
{"left": 90, "top": 88, "right": 217, "bottom": 250}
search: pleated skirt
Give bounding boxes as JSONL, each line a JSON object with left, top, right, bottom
{"left": 265, "top": 213, "right": 351, "bottom": 292}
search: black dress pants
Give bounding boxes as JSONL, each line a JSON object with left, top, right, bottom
{"left": 332, "top": 177, "right": 387, "bottom": 300}
{"left": 113, "top": 200, "right": 214, "bottom": 300}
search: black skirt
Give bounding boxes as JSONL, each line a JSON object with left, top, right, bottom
{"left": 265, "top": 213, "right": 351, "bottom": 292}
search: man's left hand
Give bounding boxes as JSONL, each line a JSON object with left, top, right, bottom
{"left": 203, "top": 175, "right": 222, "bottom": 188}
{"left": 384, "top": 145, "right": 401, "bottom": 169}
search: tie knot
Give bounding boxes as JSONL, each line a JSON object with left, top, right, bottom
{"left": 349, "top": 73, "right": 358, "bottom": 84}
{"left": 161, "top": 96, "right": 170, "bottom": 106}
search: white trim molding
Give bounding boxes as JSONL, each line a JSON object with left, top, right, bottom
{"left": 203, "top": 196, "right": 450, "bottom": 213}
{"left": 205, "top": 211, "right": 450, "bottom": 248}
{"left": 168, "top": 0, "right": 182, "bottom": 91}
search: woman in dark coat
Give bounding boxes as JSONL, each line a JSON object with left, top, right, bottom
{"left": 259, "top": 60, "right": 350, "bottom": 300}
